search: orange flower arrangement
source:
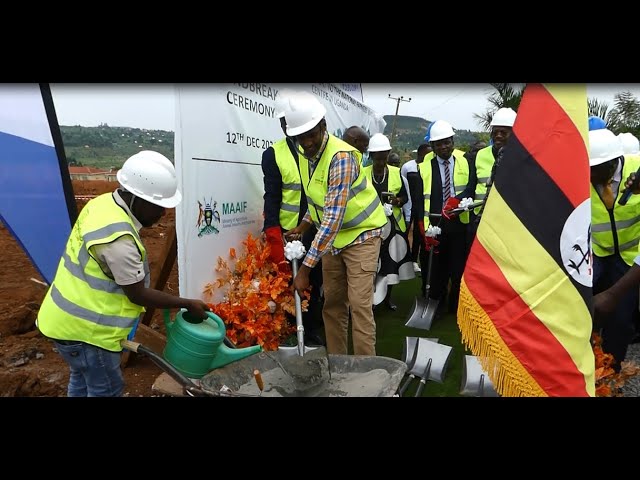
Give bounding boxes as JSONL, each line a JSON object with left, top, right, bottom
{"left": 592, "top": 332, "right": 640, "bottom": 397}
{"left": 202, "top": 232, "right": 307, "bottom": 351}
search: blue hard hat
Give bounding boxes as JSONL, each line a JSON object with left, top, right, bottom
{"left": 424, "top": 122, "right": 434, "bottom": 142}
{"left": 588, "top": 116, "right": 606, "bottom": 131}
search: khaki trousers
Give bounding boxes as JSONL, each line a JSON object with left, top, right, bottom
{"left": 321, "top": 236, "right": 381, "bottom": 356}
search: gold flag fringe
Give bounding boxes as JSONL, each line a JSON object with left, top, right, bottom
{"left": 457, "top": 277, "right": 547, "bottom": 397}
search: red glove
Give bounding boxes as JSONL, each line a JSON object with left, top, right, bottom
{"left": 424, "top": 236, "right": 440, "bottom": 253}
{"left": 442, "top": 197, "right": 461, "bottom": 220}
{"left": 264, "top": 226, "right": 290, "bottom": 274}
{"left": 418, "top": 220, "right": 440, "bottom": 253}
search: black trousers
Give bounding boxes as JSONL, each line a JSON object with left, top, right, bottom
{"left": 411, "top": 216, "right": 422, "bottom": 263}
{"left": 420, "top": 222, "right": 469, "bottom": 314}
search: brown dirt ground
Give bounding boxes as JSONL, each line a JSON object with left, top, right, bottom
{"left": 0, "top": 180, "right": 178, "bottom": 397}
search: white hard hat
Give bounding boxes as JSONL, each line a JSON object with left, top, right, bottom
{"left": 589, "top": 129, "right": 623, "bottom": 167}
{"left": 117, "top": 150, "right": 182, "bottom": 208}
{"left": 490, "top": 107, "right": 517, "bottom": 128}
{"left": 618, "top": 132, "right": 640, "bottom": 155}
{"left": 274, "top": 88, "right": 297, "bottom": 119}
{"left": 428, "top": 120, "right": 455, "bottom": 142}
{"left": 368, "top": 133, "right": 392, "bottom": 152}
{"left": 285, "top": 91, "right": 327, "bottom": 137}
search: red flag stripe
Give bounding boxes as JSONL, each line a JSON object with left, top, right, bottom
{"left": 512, "top": 84, "right": 589, "bottom": 208}
{"left": 464, "top": 239, "right": 590, "bottom": 397}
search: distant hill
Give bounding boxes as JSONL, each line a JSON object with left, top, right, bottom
{"left": 60, "top": 124, "right": 174, "bottom": 169}
{"left": 60, "top": 119, "right": 487, "bottom": 168}
{"left": 382, "top": 115, "right": 486, "bottom": 160}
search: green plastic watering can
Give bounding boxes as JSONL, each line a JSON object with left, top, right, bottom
{"left": 162, "top": 309, "right": 262, "bottom": 379}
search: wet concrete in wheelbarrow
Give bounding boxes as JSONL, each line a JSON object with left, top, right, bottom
{"left": 199, "top": 347, "right": 407, "bottom": 397}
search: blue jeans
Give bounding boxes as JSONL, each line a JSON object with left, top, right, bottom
{"left": 53, "top": 341, "right": 124, "bottom": 397}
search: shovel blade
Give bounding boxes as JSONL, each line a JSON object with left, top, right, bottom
{"left": 405, "top": 296, "right": 439, "bottom": 330}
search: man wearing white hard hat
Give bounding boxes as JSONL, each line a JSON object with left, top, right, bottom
{"left": 418, "top": 119, "right": 476, "bottom": 316}
{"left": 468, "top": 107, "right": 517, "bottom": 246}
{"left": 37, "top": 151, "right": 210, "bottom": 396}
{"left": 283, "top": 91, "right": 387, "bottom": 356}
{"left": 589, "top": 129, "right": 640, "bottom": 371}
{"left": 261, "top": 89, "right": 325, "bottom": 346}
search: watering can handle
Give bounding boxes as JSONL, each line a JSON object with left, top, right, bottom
{"left": 205, "top": 311, "right": 227, "bottom": 333}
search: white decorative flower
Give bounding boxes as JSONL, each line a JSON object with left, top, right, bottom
{"left": 284, "top": 240, "right": 306, "bottom": 261}
{"left": 459, "top": 197, "right": 475, "bottom": 210}
{"left": 426, "top": 225, "right": 441, "bottom": 238}
{"left": 252, "top": 280, "right": 261, "bottom": 291}
{"left": 383, "top": 203, "right": 394, "bottom": 217}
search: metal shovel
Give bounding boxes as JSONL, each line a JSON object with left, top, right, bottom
{"left": 291, "top": 256, "right": 305, "bottom": 357}
{"left": 405, "top": 236, "right": 439, "bottom": 330}
{"left": 405, "top": 201, "right": 485, "bottom": 330}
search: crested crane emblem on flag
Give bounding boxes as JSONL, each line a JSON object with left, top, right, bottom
{"left": 560, "top": 199, "right": 593, "bottom": 286}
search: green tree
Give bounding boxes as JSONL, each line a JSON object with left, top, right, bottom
{"left": 473, "top": 83, "right": 525, "bottom": 131}
{"left": 587, "top": 97, "right": 611, "bottom": 124}
{"left": 607, "top": 91, "right": 640, "bottom": 137}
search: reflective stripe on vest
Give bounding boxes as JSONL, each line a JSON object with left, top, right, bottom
{"left": 474, "top": 146, "right": 495, "bottom": 214}
{"left": 273, "top": 139, "right": 302, "bottom": 230}
{"left": 420, "top": 153, "right": 471, "bottom": 229}
{"left": 299, "top": 135, "right": 387, "bottom": 249}
{"left": 37, "top": 193, "right": 147, "bottom": 351}
{"left": 591, "top": 156, "right": 640, "bottom": 266}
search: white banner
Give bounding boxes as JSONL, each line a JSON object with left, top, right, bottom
{"left": 339, "top": 83, "right": 363, "bottom": 102}
{"left": 175, "top": 83, "right": 386, "bottom": 301}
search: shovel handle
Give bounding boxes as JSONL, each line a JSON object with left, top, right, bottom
{"left": 415, "top": 378, "right": 428, "bottom": 397}
{"left": 398, "top": 374, "right": 415, "bottom": 397}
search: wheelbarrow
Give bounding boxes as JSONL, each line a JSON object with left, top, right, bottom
{"left": 199, "top": 347, "right": 407, "bottom": 397}
{"left": 405, "top": 201, "right": 484, "bottom": 330}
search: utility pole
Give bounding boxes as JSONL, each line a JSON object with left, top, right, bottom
{"left": 388, "top": 94, "right": 412, "bottom": 146}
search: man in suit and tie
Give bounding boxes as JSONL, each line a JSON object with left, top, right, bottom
{"left": 417, "top": 120, "right": 476, "bottom": 315}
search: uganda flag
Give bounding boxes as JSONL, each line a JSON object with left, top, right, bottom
{"left": 457, "top": 84, "right": 595, "bottom": 397}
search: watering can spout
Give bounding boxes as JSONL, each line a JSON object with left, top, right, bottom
{"left": 210, "top": 344, "right": 262, "bottom": 370}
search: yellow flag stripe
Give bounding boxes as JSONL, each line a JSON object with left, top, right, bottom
{"left": 477, "top": 187, "right": 595, "bottom": 395}
{"left": 543, "top": 84, "right": 589, "bottom": 154}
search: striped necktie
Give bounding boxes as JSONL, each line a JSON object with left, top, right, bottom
{"left": 443, "top": 159, "right": 451, "bottom": 204}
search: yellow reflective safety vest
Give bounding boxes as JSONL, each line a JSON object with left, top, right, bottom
{"left": 37, "top": 193, "right": 147, "bottom": 352}
{"left": 419, "top": 153, "right": 471, "bottom": 229}
{"left": 473, "top": 145, "right": 495, "bottom": 214}
{"left": 299, "top": 135, "right": 387, "bottom": 249}
{"left": 591, "top": 155, "right": 640, "bottom": 266}
{"left": 362, "top": 164, "right": 407, "bottom": 232}
{"left": 273, "top": 138, "right": 302, "bottom": 230}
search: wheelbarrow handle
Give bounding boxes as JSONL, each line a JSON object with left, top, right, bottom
{"left": 121, "top": 339, "right": 202, "bottom": 395}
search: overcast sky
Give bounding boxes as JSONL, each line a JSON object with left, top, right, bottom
{"left": 49, "top": 84, "right": 640, "bottom": 132}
